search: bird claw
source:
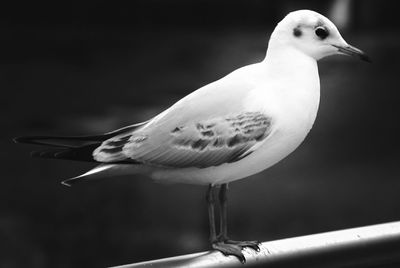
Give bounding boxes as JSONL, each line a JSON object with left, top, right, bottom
{"left": 225, "top": 239, "right": 261, "bottom": 252}
{"left": 212, "top": 242, "right": 246, "bottom": 263}
{"left": 212, "top": 239, "right": 261, "bottom": 263}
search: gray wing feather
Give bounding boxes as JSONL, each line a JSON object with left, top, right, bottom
{"left": 94, "top": 111, "right": 272, "bottom": 168}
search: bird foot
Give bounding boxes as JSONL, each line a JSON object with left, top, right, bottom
{"left": 212, "top": 241, "right": 246, "bottom": 263}
{"left": 225, "top": 239, "right": 261, "bottom": 252}
{"left": 212, "top": 239, "right": 260, "bottom": 263}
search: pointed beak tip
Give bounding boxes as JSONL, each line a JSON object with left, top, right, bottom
{"left": 333, "top": 44, "right": 371, "bottom": 63}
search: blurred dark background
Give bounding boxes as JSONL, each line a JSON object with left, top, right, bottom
{"left": 2, "top": 0, "right": 400, "bottom": 267}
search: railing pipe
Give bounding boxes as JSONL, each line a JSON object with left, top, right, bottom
{"left": 110, "top": 221, "right": 400, "bottom": 268}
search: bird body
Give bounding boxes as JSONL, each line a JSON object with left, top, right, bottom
{"left": 15, "top": 10, "right": 369, "bottom": 187}
{"left": 72, "top": 48, "right": 320, "bottom": 186}
{"left": 15, "top": 10, "right": 369, "bottom": 262}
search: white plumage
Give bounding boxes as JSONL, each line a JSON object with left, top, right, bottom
{"left": 15, "top": 10, "right": 369, "bottom": 186}
{"left": 47, "top": 9, "right": 369, "bottom": 186}
{"left": 15, "top": 10, "right": 369, "bottom": 262}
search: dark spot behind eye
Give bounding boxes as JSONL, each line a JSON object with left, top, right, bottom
{"left": 293, "top": 27, "right": 302, "bottom": 37}
{"left": 315, "top": 27, "right": 329, "bottom": 39}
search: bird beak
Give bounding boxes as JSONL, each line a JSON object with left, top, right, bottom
{"left": 332, "top": 44, "right": 371, "bottom": 62}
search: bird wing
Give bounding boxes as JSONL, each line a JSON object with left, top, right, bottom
{"left": 95, "top": 111, "right": 273, "bottom": 168}
{"left": 94, "top": 67, "right": 274, "bottom": 168}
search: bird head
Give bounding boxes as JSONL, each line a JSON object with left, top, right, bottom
{"left": 269, "top": 10, "right": 370, "bottom": 62}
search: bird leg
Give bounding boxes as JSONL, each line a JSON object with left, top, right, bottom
{"left": 208, "top": 183, "right": 260, "bottom": 263}
{"left": 218, "top": 183, "right": 228, "bottom": 240}
{"left": 206, "top": 184, "right": 217, "bottom": 243}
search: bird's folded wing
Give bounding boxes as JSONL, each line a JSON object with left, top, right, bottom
{"left": 94, "top": 111, "right": 273, "bottom": 168}
{"left": 94, "top": 66, "right": 273, "bottom": 168}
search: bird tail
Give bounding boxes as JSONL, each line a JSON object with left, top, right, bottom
{"left": 61, "top": 163, "right": 137, "bottom": 186}
{"left": 13, "top": 121, "right": 149, "bottom": 163}
{"left": 14, "top": 135, "right": 103, "bottom": 163}
{"left": 14, "top": 122, "right": 149, "bottom": 185}
{"left": 14, "top": 135, "right": 141, "bottom": 186}
{"left": 13, "top": 135, "right": 104, "bottom": 148}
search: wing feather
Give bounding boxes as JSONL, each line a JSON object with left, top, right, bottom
{"left": 94, "top": 111, "right": 273, "bottom": 168}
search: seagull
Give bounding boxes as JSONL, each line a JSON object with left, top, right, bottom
{"left": 14, "top": 10, "right": 369, "bottom": 263}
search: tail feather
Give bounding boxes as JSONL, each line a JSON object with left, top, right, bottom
{"left": 61, "top": 163, "right": 133, "bottom": 186}
{"left": 31, "top": 144, "right": 101, "bottom": 162}
{"left": 13, "top": 121, "right": 149, "bottom": 148}
{"left": 14, "top": 135, "right": 102, "bottom": 148}
{"left": 14, "top": 122, "right": 148, "bottom": 184}
{"left": 14, "top": 121, "right": 150, "bottom": 162}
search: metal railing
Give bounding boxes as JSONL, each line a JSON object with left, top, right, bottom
{"left": 110, "top": 221, "right": 400, "bottom": 268}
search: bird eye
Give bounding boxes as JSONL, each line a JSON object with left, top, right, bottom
{"left": 315, "top": 27, "right": 329, "bottom": 39}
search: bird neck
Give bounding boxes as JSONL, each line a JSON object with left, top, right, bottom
{"left": 262, "top": 41, "right": 320, "bottom": 105}
{"left": 263, "top": 41, "right": 318, "bottom": 78}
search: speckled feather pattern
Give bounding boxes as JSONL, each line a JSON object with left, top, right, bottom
{"left": 94, "top": 112, "right": 272, "bottom": 168}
